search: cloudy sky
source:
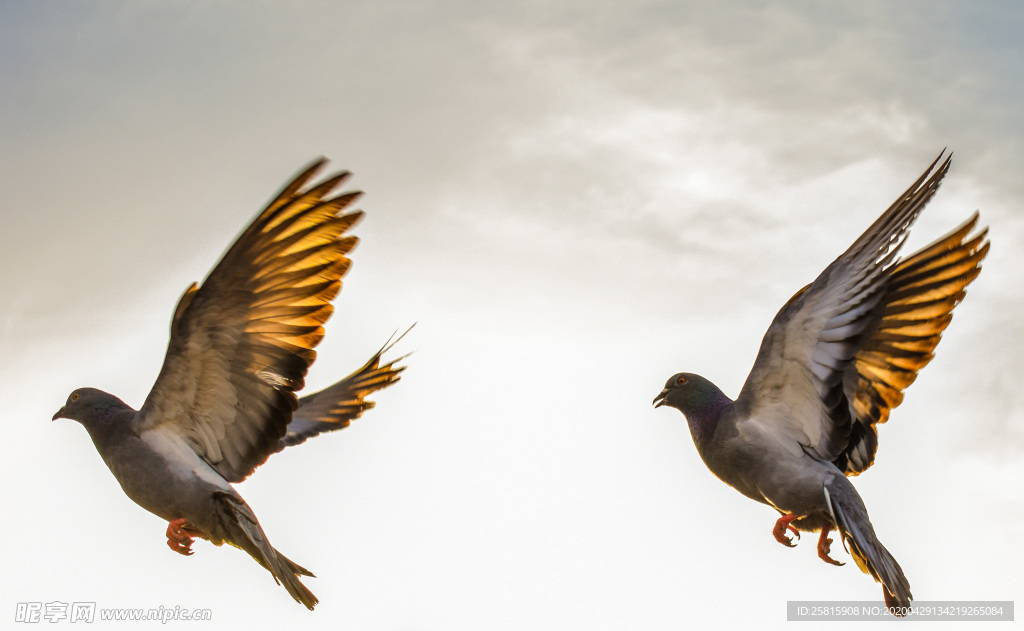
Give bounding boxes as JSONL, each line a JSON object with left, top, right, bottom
{"left": 3, "top": 1, "right": 1022, "bottom": 629}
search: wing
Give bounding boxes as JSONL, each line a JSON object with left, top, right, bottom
{"left": 136, "top": 159, "right": 363, "bottom": 482}
{"left": 275, "top": 330, "right": 409, "bottom": 451}
{"left": 835, "top": 213, "right": 988, "bottom": 474}
{"left": 735, "top": 152, "right": 951, "bottom": 461}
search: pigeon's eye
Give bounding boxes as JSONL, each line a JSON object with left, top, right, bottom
{"left": 676, "top": 375, "right": 687, "bottom": 385}
{"left": 71, "top": 392, "right": 80, "bottom": 401}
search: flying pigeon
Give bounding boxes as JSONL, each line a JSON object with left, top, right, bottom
{"left": 53, "top": 160, "right": 406, "bottom": 610}
{"left": 653, "top": 152, "right": 988, "bottom": 613}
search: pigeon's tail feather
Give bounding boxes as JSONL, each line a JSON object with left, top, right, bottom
{"left": 217, "top": 493, "right": 319, "bottom": 610}
{"left": 276, "top": 551, "right": 316, "bottom": 578}
{"left": 825, "top": 484, "right": 911, "bottom": 616}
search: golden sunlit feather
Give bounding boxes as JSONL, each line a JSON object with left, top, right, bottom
{"left": 139, "top": 159, "right": 364, "bottom": 483}
{"left": 277, "top": 329, "right": 411, "bottom": 450}
{"left": 840, "top": 213, "right": 988, "bottom": 475}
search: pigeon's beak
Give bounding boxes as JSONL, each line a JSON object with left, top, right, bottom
{"left": 653, "top": 389, "right": 669, "bottom": 408}
{"left": 52, "top": 407, "right": 66, "bottom": 421}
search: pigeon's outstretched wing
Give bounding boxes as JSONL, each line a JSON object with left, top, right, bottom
{"left": 735, "top": 153, "right": 951, "bottom": 462}
{"left": 137, "top": 160, "right": 363, "bottom": 482}
{"left": 277, "top": 331, "right": 410, "bottom": 451}
{"left": 835, "top": 213, "right": 988, "bottom": 474}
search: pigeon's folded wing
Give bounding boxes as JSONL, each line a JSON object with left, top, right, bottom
{"left": 136, "top": 160, "right": 363, "bottom": 482}
{"left": 277, "top": 334, "right": 408, "bottom": 451}
{"left": 735, "top": 153, "right": 950, "bottom": 462}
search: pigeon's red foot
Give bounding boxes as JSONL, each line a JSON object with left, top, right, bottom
{"left": 772, "top": 513, "right": 801, "bottom": 547}
{"left": 165, "top": 518, "right": 202, "bottom": 556}
{"left": 816, "top": 526, "right": 845, "bottom": 566}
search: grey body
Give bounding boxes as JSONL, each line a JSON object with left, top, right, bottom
{"left": 710, "top": 405, "right": 841, "bottom": 520}
{"left": 79, "top": 397, "right": 234, "bottom": 531}
{"left": 57, "top": 388, "right": 316, "bottom": 607}
{"left": 674, "top": 379, "right": 858, "bottom": 533}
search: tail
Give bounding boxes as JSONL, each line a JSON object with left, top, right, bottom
{"left": 217, "top": 493, "right": 319, "bottom": 610}
{"left": 824, "top": 484, "right": 912, "bottom": 616}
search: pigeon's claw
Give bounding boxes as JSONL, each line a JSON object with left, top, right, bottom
{"left": 165, "top": 518, "right": 201, "bottom": 557}
{"left": 772, "top": 513, "right": 801, "bottom": 547}
{"left": 166, "top": 536, "right": 193, "bottom": 556}
{"left": 816, "top": 526, "right": 845, "bottom": 566}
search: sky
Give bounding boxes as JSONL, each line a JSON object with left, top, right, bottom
{"left": 2, "top": 1, "right": 1023, "bottom": 629}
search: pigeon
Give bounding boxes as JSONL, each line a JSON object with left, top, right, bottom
{"left": 653, "top": 152, "right": 988, "bottom": 613}
{"left": 53, "top": 160, "right": 406, "bottom": 610}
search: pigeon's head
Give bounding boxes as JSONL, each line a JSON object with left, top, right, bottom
{"left": 653, "top": 373, "right": 729, "bottom": 416}
{"left": 53, "top": 388, "right": 130, "bottom": 426}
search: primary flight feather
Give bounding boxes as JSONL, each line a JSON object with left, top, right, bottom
{"left": 654, "top": 152, "right": 988, "bottom": 613}
{"left": 53, "top": 160, "right": 406, "bottom": 610}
